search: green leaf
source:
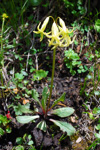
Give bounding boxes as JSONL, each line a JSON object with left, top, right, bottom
{"left": 95, "top": 133, "right": 100, "bottom": 139}
{"left": 94, "top": 91, "right": 100, "bottom": 96}
{"left": 0, "top": 128, "right": 4, "bottom": 136}
{"left": 50, "top": 119, "right": 76, "bottom": 136}
{"left": 14, "top": 104, "right": 33, "bottom": 115}
{"left": 32, "top": 89, "right": 41, "bottom": 106}
{"left": 13, "top": 145, "right": 24, "bottom": 150}
{"left": 36, "top": 120, "right": 47, "bottom": 132}
{"left": 16, "top": 115, "right": 39, "bottom": 124}
{"left": 93, "top": 107, "right": 100, "bottom": 114}
{"left": 28, "top": 140, "right": 34, "bottom": 145}
{"left": 33, "top": 69, "right": 48, "bottom": 81}
{"left": 51, "top": 107, "right": 74, "bottom": 117}
{"left": 51, "top": 93, "right": 66, "bottom": 108}
{"left": 95, "top": 124, "right": 100, "bottom": 130}
{"left": 15, "top": 73, "right": 24, "bottom": 82}
{"left": 41, "top": 87, "right": 49, "bottom": 110}
{"left": 95, "top": 19, "right": 100, "bottom": 33}
{"left": 6, "top": 126, "right": 12, "bottom": 133}
{"left": 16, "top": 137, "right": 23, "bottom": 145}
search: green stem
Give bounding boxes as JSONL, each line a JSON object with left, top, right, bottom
{"left": 46, "top": 48, "right": 56, "bottom": 112}
{"left": 1, "top": 18, "right": 5, "bottom": 67}
{"left": 0, "top": 18, "right": 5, "bottom": 87}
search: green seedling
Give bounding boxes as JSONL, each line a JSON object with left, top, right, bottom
{"left": 12, "top": 133, "right": 36, "bottom": 150}
{"left": 16, "top": 16, "right": 76, "bottom": 136}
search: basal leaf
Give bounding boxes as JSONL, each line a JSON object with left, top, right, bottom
{"left": 51, "top": 107, "right": 74, "bottom": 117}
{"left": 41, "top": 87, "right": 49, "bottom": 111}
{"left": 50, "top": 119, "right": 76, "bottom": 136}
{"left": 16, "top": 115, "right": 39, "bottom": 124}
{"left": 36, "top": 120, "right": 47, "bottom": 132}
{"left": 51, "top": 92, "right": 66, "bottom": 108}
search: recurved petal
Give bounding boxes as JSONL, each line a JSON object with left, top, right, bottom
{"left": 41, "top": 16, "right": 50, "bottom": 31}
{"left": 59, "top": 17, "right": 66, "bottom": 32}
{"left": 33, "top": 31, "right": 40, "bottom": 34}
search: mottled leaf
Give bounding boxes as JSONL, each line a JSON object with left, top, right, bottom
{"left": 50, "top": 119, "right": 76, "bottom": 136}
{"left": 36, "top": 120, "right": 47, "bottom": 132}
{"left": 51, "top": 107, "right": 74, "bottom": 117}
{"left": 16, "top": 115, "right": 39, "bottom": 124}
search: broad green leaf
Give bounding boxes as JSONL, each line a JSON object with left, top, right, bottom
{"left": 51, "top": 93, "right": 66, "bottom": 108}
{"left": 33, "top": 69, "right": 48, "bottom": 81}
{"left": 36, "top": 120, "right": 47, "bottom": 132}
{"left": 50, "top": 119, "right": 76, "bottom": 136}
{"left": 51, "top": 107, "right": 74, "bottom": 117}
{"left": 41, "top": 87, "right": 49, "bottom": 110}
{"left": 16, "top": 115, "right": 39, "bottom": 124}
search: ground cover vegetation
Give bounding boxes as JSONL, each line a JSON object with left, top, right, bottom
{"left": 0, "top": 0, "right": 100, "bottom": 149}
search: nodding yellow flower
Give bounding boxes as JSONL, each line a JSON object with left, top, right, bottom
{"left": 33, "top": 16, "right": 75, "bottom": 49}
{"left": 2, "top": 13, "right": 8, "bottom": 19}
{"left": 58, "top": 17, "right": 76, "bottom": 47}
{"left": 33, "top": 16, "right": 50, "bottom": 41}
{"left": 48, "top": 21, "right": 61, "bottom": 49}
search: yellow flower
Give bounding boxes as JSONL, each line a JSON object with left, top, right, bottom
{"left": 33, "top": 16, "right": 50, "bottom": 41}
{"left": 2, "top": 13, "right": 8, "bottom": 19}
{"left": 58, "top": 17, "right": 76, "bottom": 47}
{"left": 47, "top": 22, "right": 61, "bottom": 49}
{"left": 33, "top": 16, "right": 75, "bottom": 49}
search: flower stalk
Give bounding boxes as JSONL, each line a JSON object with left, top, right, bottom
{"left": 46, "top": 47, "right": 56, "bottom": 112}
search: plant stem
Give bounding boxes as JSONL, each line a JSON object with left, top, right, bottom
{"left": 46, "top": 48, "right": 56, "bottom": 112}
{"left": 0, "top": 18, "right": 5, "bottom": 87}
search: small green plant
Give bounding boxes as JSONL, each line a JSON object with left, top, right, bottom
{"left": 12, "top": 133, "right": 36, "bottom": 150}
{"left": 16, "top": 16, "right": 76, "bottom": 136}
{"left": 64, "top": 48, "right": 87, "bottom": 75}
{"left": 0, "top": 114, "right": 11, "bottom": 137}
